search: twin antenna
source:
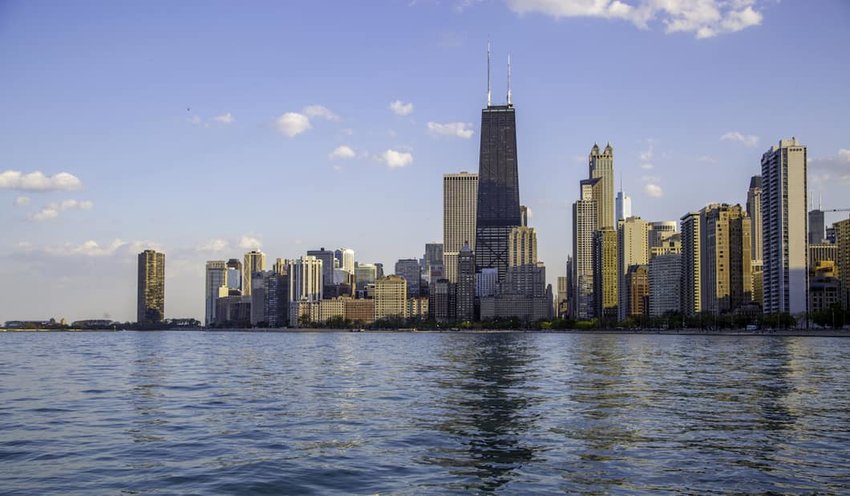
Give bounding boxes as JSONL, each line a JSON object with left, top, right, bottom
{"left": 487, "top": 41, "right": 511, "bottom": 107}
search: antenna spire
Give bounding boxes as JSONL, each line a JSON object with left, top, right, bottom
{"left": 487, "top": 41, "right": 492, "bottom": 107}
{"left": 507, "top": 53, "right": 512, "bottom": 106}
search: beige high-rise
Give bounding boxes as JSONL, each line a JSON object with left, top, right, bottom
{"left": 617, "top": 217, "right": 649, "bottom": 321}
{"left": 593, "top": 227, "right": 618, "bottom": 319}
{"left": 443, "top": 172, "right": 478, "bottom": 282}
{"left": 702, "top": 204, "right": 752, "bottom": 313}
{"left": 375, "top": 275, "right": 408, "bottom": 320}
{"left": 836, "top": 218, "right": 850, "bottom": 309}
{"left": 243, "top": 250, "right": 266, "bottom": 297}
{"left": 589, "top": 143, "right": 615, "bottom": 229}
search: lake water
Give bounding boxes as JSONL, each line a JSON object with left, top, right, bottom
{"left": 1, "top": 331, "right": 849, "bottom": 494}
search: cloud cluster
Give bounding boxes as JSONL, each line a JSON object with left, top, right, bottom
{"left": 0, "top": 170, "right": 82, "bottom": 191}
{"left": 190, "top": 112, "right": 234, "bottom": 127}
{"left": 641, "top": 175, "right": 664, "bottom": 198}
{"left": 389, "top": 100, "right": 414, "bottom": 116}
{"left": 721, "top": 131, "right": 759, "bottom": 147}
{"left": 427, "top": 121, "right": 474, "bottom": 139}
{"left": 809, "top": 149, "right": 850, "bottom": 185}
{"left": 329, "top": 145, "right": 356, "bottom": 160}
{"left": 381, "top": 149, "right": 414, "bottom": 169}
{"left": 18, "top": 239, "right": 162, "bottom": 258}
{"left": 30, "top": 199, "right": 94, "bottom": 222}
{"left": 238, "top": 235, "right": 263, "bottom": 250}
{"left": 506, "top": 0, "right": 764, "bottom": 38}
{"left": 639, "top": 140, "right": 655, "bottom": 169}
{"left": 276, "top": 105, "right": 340, "bottom": 138}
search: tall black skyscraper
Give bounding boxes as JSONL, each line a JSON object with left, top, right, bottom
{"left": 475, "top": 47, "right": 521, "bottom": 282}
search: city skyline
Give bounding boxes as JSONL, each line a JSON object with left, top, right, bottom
{"left": 2, "top": 1, "right": 850, "bottom": 322}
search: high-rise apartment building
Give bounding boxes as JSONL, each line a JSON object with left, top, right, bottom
{"left": 761, "top": 138, "right": 808, "bottom": 315}
{"left": 835, "top": 218, "right": 850, "bottom": 309}
{"left": 288, "top": 256, "right": 323, "bottom": 304}
{"left": 137, "top": 250, "right": 165, "bottom": 323}
{"left": 649, "top": 253, "right": 681, "bottom": 317}
{"left": 474, "top": 79, "right": 521, "bottom": 282}
{"left": 572, "top": 180, "right": 598, "bottom": 319}
{"left": 354, "top": 263, "right": 377, "bottom": 291}
{"left": 680, "top": 212, "right": 702, "bottom": 316}
{"left": 375, "top": 275, "right": 408, "bottom": 320}
{"left": 456, "top": 243, "right": 476, "bottom": 321}
{"left": 443, "top": 172, "right": 478, "bottom": 282}
{"left": 593, "top": 227, "right": 618, "bottom": 319}
{"left": 625, "top": 264, "right": 649, "bottom": 319}
{"left": 702, "top": 204, "right": 752, "bottom": 313}
{"left": 589, "top": 143, "right": 615, "bottom": 229}
{"left": 618, "top": 217, "right": 649, "bottom": 321}
{"left": 649, "top": 221, "right": 678, "bottom": 256}
{"left": 335, "top": 248, "right": 355, "bottom": 274}
{"left": 747, "top": 176, "right": 762, "bottom": 262}
{"left": 243, "top": 250, "right": 266, "bottom": 297}
{"left": 205, "top": 260, "right": 227, "bottom": 326}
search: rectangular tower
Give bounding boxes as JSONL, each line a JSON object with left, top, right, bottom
{"left": 475, "top": 104, "right": 521, "bottom": 282}
{"left": 443, "top": 172, "right": 478, "bottom": 282}
{"left": 761, "top": 138, "right": 808, "bottom": 315}
{"left": 618, "top": 217, "right": 649, "bottom": 321}
{"left": 572, "top": 181, "right": 597, "bottom": 319}
{"left": 589, "top": 144, "right": 615, "bottom": 229}
{"left": 205, "top": 260, "right": 227, "bottom": 326}
{"left": 138, "top": 249, "right": 165, "bottom": 323}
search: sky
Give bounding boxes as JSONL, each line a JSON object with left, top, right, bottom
{"left": 1, "top": 0, "right": 849, "bottom": 323}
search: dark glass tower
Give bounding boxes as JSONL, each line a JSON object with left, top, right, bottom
{"left": 475, "top": 103, "right": 521, "bottom": 281}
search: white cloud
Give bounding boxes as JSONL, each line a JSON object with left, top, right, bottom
{"left": 15, "top": 196, "right": 30, "bottom": 206}
{"left": 721, "top": 131, "right": 759, "bottom": 147}
{"left": 29, "top": 239, "right": 161, "bottom": 258}
{"left": 0, "top": 170, "right": 83, "bottom": 191}
{"left": 189, "top": 115, "right": 203, "bottom": 126}
{"left": 505, "top": 0, "right": 764, "bottom": 39}
{"left": 427, "top": 121, "right": 474, "bottom": 139}
{"left": 276, "top": 112, "right": 312, "bottom": 137}
{"left": 389, "top": 100, "right": 414, "bottom": 116}
{"left": 303, "top": 105, "right": 340, "bottom": 121}
{"left": 639, "top": 139, "right": 655, "bottom": 169}
{"left": 644, "top": 183, "right": 664, "bottom": 198}
{"left": 809, "top": 149, "right": 850, "bottom": 184}
{"left": 381, "top": 149, "right": 414, "bottom": 169}
{"left": 213, "top": 113, "right": 234, "bottom": 124}
{"left": 29, "top": 199, "right": 94, "bottom": 222}
{"left": 329, "top": 145, "right": 356, "bottom": 160}
{"left": 197, "top": 239, "right": 229, "bottom": 252}
{"left": 238, "top": 235, "right": 263, "bottom": 250}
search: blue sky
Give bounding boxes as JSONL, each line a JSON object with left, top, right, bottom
{"left": 2, "top": 0, "right": 849, "bottom": 322}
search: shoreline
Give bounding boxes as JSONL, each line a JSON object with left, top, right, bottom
{"left": 2, "top": 327, "right": 850, "bottom": 338}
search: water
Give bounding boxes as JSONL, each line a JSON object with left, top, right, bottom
{"left": 1, "top": 331, "right": 849, "bottom": 494}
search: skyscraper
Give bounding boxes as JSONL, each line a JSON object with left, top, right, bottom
{"left": 593, "top": 227, "right": 618, "bottom": 319}
{"left": 835, "top": 218, "right": 850, "bottom": 309}
{"left": 508, "top": 226, "right": 537, "bottom": 267}
{"left": 307, "top": 248, "right": 335, "bottom": 291}
{"left": 808, "top": 209, "right": 825, "bottom": 245}
{"left": 205, "top": 260, "right": 227, "bottom": 326}
{"left": 680, "top": 212, "right": 702, "bottom": 316}
{"left": 243, "top": 250, "right": 266, "bottom": 297}
{"left": 746, "top": 176, "right": 762, "bottom": 262}
{"left": 375, "top": 275, "right": 407, "bottom": 320}
{"left": 618, "top": 217, "right": 649, "bottom": 321}
{"left": 443, "top": 172, "right": 478, "bottom": 282}
{"left": 394, "top": 258, "right": 421, "bottom": 297}
{"left": 702, "top": 204, "right": 752, "bottom": 313}
{"left": 761, "top": 138, "right": 808, "bottom": 315}
{"left": 475, "top": 50, "right": 521, "bottom": 282}
{"left": 288, "top": 256, "right": 323, "bottom": 304}
{"left": 137, "top": 249, "right": 165, "bottom": 323}
{"left": 226, "top": 258, "right": 242, "bottom": 295}
{"left": 616, "top": 187, "right": 632, "bottom": 223}
{"left": 589, "top": 143, "right": 615, "bottom": 229}
{"left": 572, "top": 180, "right": 597, "bottom": 319}
{"left": 456, "top": 243, "right": 476, "bottom": 321}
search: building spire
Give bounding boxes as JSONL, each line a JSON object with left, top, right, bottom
{"left": 507, "top": 53, "right": 512, "bottom": 106}
{"left": 487, "top": 41, "right": 491, "bottom": 107}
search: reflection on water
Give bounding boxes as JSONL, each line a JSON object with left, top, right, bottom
{"left": 425, "top": 333, "right": 542, "bottom": 491}
{"left": 2, "top": 332, "right": 850, "bottom": 494}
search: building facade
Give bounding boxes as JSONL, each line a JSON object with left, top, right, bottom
{"left": 593, "top": 227, "right": 618, "bottom": 319}
{"left": 443, "top": 172, "right": 478, "bottom": 283}
{"left": 572, "top": 181, "right": 597, "bottom": 319}
{"left": 649, "top": 253, "right": 682, "bottom": 317}
{"left": 242, "top": 250, "right": 266, "bottom": 297}
{"left": 138, "top": 250, "right": 165, "bottom": 323}
{"left": 618, "top": 217, "right": 649, "bottom": 321}
{"left": 205, "top": 260, "right": 227, "bottom": 326}
{"left": 375, "top": 275, "right": 408, "bottom": 320}
{"left": 761, "top": 138, "right": 808, "bottom": 315}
